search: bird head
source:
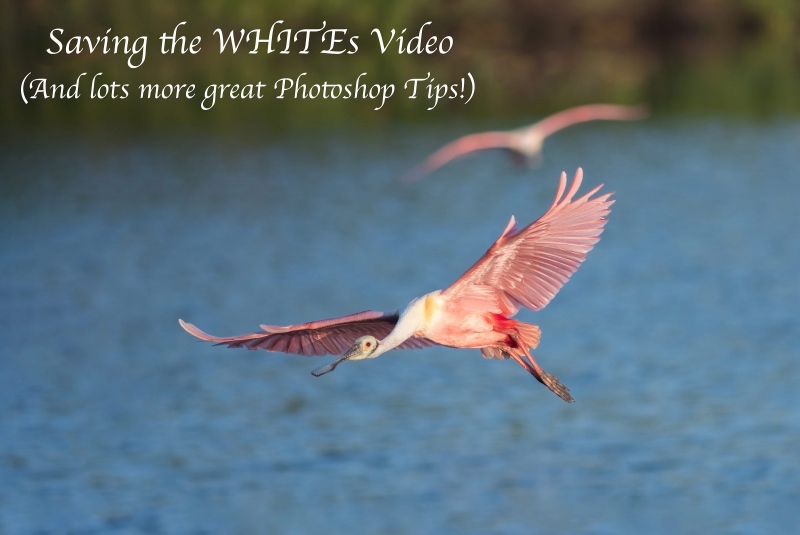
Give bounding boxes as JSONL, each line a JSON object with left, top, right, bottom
{"left": 311, "top": 335, "right": 380, "bottom": 377}
{"left": 345, "top": 335, "right": 380, "bottom": 360}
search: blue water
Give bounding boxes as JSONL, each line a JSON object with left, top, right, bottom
{"left": 1, "top": 118, "right": 799, "bottom": 534}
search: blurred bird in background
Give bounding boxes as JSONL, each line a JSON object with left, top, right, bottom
{"left": 401, "top": 104, "right": 647, "bottom": 184}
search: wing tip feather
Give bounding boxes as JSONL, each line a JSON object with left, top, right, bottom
{"left": 179, "top": 318, "right": 213, "bottom": 341}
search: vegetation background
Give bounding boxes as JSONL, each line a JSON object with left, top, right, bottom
{"left": 3, "top": 0, "right": 798, "bottom": 134}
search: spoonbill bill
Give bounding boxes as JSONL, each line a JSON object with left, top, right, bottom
{"left": 401, "top": 104, "right": 646, "bottom": 184}
{"left": 180, "top": 168, "right": 612, "bottom": 402}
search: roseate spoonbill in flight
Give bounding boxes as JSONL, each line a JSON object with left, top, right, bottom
{"left": 180, "top": 168, "right": 612, "bottom": 402}
{"left": 401, "top": 104, "right": 647, "bottom": 184}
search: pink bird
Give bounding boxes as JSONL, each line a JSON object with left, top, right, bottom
{"left": 180, "top": 168, "right": 612, "bottom": 402}
{"left": 401, "top": 104, "right": 647, "bottom": 184}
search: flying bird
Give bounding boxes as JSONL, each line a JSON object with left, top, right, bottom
{"left": 401, "top": 104, "right": 647, "bottom": 184}
{"left": 180, "top": 168, "right": 613, "bottom": 402}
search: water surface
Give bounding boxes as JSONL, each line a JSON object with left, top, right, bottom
{"left": 1, "top": 118, "right": 799, "bottom": 533}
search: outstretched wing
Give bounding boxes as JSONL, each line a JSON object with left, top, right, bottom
{"left": 401, "top": 131, "right": 516, "bottom": 184}
{"left": 442, "top": 168, "right": 613, "bottom": 316}
{"left": 530, "top": 104, "right": 648, "bottom": 139}
{"left": 180, "top": 310, "right": 434, "bottom": 357}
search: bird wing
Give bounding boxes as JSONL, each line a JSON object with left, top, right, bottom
{"left": 179, "top": 310, "right": 434, "bottom": 357}
{"left": 442, "top": 168, "right": 613, "bottom": 316}
{"left": 529, "top": 104, "right": 648, "bottom": 139}
{"left": 401, "top": 131, "right": 516, "bottom": 184}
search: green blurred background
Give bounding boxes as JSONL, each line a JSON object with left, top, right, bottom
{"left": 2, "top": 0, "right": 799, "bottom": 134}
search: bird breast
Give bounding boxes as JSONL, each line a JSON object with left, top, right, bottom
{"left": 414, "top": 291, "right": 495, "bottom": 346}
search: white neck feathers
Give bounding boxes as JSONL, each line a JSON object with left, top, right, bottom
{"left": 372, "top": 292, "right": 440, "bottom": 357}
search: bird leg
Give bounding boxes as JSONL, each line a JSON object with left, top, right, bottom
{"left": 508, "top": 332, "right": 574, "bottom": 403}
{"left": 537, "top": 372, "right": 574, "bottom": 403}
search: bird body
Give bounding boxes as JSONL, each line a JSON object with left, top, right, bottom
{"left": 387, "top": 290, "right": 526, "bottom": 352}
{"left": 180, "top": 168, "right": 613, "bottom": 402}
{"left": 401, "top": 104, "right": 647, "bottom": 183}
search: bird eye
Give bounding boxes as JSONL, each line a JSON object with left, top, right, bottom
{"left": 365, "top": 341, "right": 372, "bottom": 347}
